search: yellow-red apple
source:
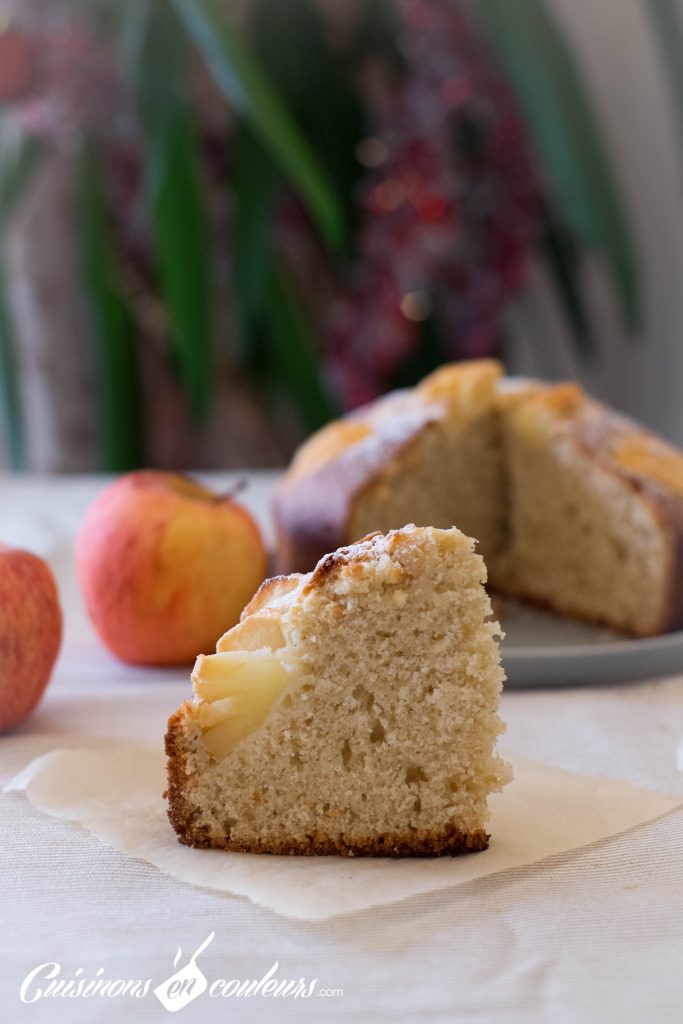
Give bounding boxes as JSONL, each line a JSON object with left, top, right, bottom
{"left": 0, "top": 545, "right": 62, "bottom": 731}
{"left": 75, "top": 472, "right": 268, "bottom": 666}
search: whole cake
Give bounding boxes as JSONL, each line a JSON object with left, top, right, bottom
{"left": 166, "top": 525, "right": 511, "bottom": 856}
{"left": 274, "top": 360, "right": 683, "bottom": 637}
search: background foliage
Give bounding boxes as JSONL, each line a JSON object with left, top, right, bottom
{"left": 0, "top": 0, "right": 662, "bottom": 470}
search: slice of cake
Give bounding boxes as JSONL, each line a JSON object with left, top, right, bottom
{"left": 275, "top": 360, "right": 683, "bottom": 636}
{"left": 165, "top": 525, "right": 511, "bottom": 856}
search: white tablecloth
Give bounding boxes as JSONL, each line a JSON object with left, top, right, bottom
{"left": 1, "top": 473, "right": 682, "bottom": 1023}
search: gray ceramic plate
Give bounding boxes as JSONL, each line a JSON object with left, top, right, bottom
{"left": 499, "top": 603, "right": 683, "bottom": 688}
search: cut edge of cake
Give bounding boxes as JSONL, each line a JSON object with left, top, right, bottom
{"left": 495, "top": 382, "right": 683, "bottom": 635}
{"left": 273, "top": 360, "right": 504, "bottom": 574}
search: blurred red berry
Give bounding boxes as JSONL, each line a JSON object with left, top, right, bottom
{"left": 324, "top": 0, "right": 542, "bottom": 408}
{"left": 0, "top": 30, "right": 42, "bottom": 104}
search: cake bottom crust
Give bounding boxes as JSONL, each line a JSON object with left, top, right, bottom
{"left": 172, "top": 822, "right": 490, "bottom": 858}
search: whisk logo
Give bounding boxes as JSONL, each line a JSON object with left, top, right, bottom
{"left": 153, "top": 932, "right": 214, "bottom": 1013}
{"left": 152, "top": 931, "right": 326, "bottom": 1011}
{"left": 19, "top": 932, "right": 340, "bottom": 1010}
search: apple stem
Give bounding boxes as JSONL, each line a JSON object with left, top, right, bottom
{"left": 215, "top": 478, "right": 248, "bottom": 502}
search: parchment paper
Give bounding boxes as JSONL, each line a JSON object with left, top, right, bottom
{"left": 5, "top": 745, "right": 680, "bottom": 921}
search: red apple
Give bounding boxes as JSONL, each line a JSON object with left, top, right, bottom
{"left": 0, "top": 545, "right": 63, "bottom": 731}
{"left": 75, "top": 472, "right": 268, "bottom": 666}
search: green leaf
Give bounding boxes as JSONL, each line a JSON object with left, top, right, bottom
{"left": 647, "top": 0, "right": 683, "bottom": 182}
{"left": 171, "top": 0, "right": 346, "bottom": 252}
{"left": 0, "top": 121, "right": 43, "bottom": 469}
{"left": 540, "top": 212, "right": 594, "bottom": 354}
{"left": 476, "top": 0, "right": 639, "bottom": 332}
{"left": 0, "top": 259, "right": 24, "bottom": 469}
{"left": 249, "top": 0, "right": 365, "bottom": 226}
{"left": 118, "top": 0, "right": 153, "bottom": 95}
{"left": 129, "top": 0, "right": 188, "bottom": 142}
{"left": 127, "top": 4, "right": 213, "bottom": 422}
{"left": 264, "top": 258, "right": 336, "bottom": 430}
{"left": 77, "top": 137, "right": 144, "bottom": 471}
{"left": 231, "top": 126, "right": 276, "bottom": 366}
{"left": 149, "top": 97, "right": 213, "bottom": 422}
{"left": 0, "top": 121, "right": 44, "bottom": 231}
{"left": 230, "top": 137, "right": 335, "bottom": 427}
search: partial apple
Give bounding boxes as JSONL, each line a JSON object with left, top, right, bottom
{"left": 75, "top": 472, "right": 268, "bottom": 666}
{"left": 0, "top": 545, "right": 63, "bottom": 731}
